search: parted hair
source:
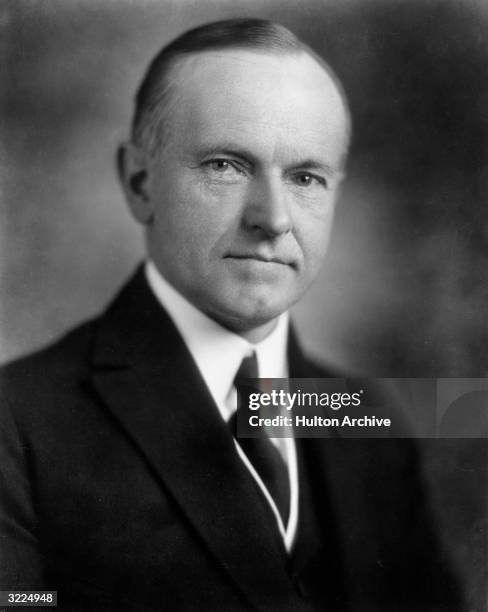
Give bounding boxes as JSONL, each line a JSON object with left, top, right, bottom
{"left": 131, "top": 18, "right": 349, "bottom": 155}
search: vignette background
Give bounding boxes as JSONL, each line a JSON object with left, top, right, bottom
{"left": 1, "top": 1, "right": 487, "bottom": 608}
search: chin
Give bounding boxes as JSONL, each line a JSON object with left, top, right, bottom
{"left": 213, "top": 296, "right": 289, "bottom": 333}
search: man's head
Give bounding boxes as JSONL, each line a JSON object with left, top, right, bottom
{"left": 118, "top": 18, "right": 351, "bottom": 341}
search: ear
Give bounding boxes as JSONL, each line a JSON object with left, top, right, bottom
{"left": 117, "top": 142, "right": 154, "bottom": 225}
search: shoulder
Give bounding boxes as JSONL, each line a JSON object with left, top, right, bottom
{"left": 0, "top": 266, "right": 146, "bottom": 413}
{"left": 1, "top": 318, "right": 97, "bottom": 384}
{"left": 288, "top": 325, "right": 350, "bottom": 378}
{"left": 302, "top": 355, "right": 346, "bottom": 378}
{"left": 0, "top": 319, "right": 98, "bottom": 419}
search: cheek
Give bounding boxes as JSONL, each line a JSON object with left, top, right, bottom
{"left": 295, "top": 205, "right": 335, "bottom": 272}
{"left": 179, "top": 179, "right": 246, "bottom": 240}
{"left": 155, "top": 178, "right": 240, "bottom": 262}
{"left": 154, "top": 179, "right": 208, "bottom": 238}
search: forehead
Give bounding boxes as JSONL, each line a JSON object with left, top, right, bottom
{"left": 164, "top": 49, "right": 349, "bottom": 166}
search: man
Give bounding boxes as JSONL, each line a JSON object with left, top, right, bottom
{"left": 0, "top": 19, "right": 463, "bottom": 611}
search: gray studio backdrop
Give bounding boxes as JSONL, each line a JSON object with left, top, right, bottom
{"left": 1, "top": 0, "right": 487, "bottom": 608}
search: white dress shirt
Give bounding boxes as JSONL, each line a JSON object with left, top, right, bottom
{"left": 145, "top": 260, "right": 298, "bottom": 551}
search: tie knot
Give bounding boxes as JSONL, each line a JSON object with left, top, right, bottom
{"left": 234, "top": 352, "right": 259, "bottom": 385}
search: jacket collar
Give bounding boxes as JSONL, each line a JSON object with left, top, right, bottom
{"left": 89, "top": 266, "right": 312, "bottom": 611}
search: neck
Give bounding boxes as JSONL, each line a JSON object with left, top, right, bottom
{"left": 232, "top": 318, "right": 279, "bottom": 344}
{"left": 217, "top": 318, "right": 278, "bottom": 344}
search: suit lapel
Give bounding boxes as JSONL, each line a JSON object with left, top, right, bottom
{"left": 288, "top": 326, "right": 342, "bottom": 379}
{"left": 288, "top": 331, "right": 374, "bottom": 604}
{"left": 88, "top": 268, "right": 302, "bottom": 611}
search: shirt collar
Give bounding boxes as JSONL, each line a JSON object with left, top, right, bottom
{"left": 145, "top": 260, "right": 289, "bottom": 415}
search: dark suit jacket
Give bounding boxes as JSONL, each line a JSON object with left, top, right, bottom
{"left": 0, "top": 268, "right": 463, "bottom": 611}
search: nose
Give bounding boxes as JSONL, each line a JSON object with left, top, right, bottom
{"left": 242, "top": 174, "right": 292, "bottom": 238}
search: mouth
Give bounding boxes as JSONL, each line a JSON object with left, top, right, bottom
{"left": 225, "top": 254, "right": 294, "bottom": 268}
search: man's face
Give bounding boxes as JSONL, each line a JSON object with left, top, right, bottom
{"left": 142, "top": 49, "right": 349, "bottom": 334}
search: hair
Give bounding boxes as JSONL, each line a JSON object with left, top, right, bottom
{"left": 131, "top": 18, "right": 350, "bottom": 156}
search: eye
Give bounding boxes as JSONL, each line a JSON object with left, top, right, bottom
{"left": 202, "top": 158, "right": 247, "bottom": 182}
{"left": 293, "top": 172, "right": 326, "bottom": 188}
{"left": 208, "top": 159, "right": 232, "bottom": 172}
{"left": 204, "top": 158, "right": 245, "bottom": 176}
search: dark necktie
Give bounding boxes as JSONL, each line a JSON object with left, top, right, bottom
{"left": 230, "top": 353, "right": 290, "bottom": 527}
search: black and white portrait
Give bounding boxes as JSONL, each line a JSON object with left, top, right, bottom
{"left": 1, "top": 2, "right": 486, "bottom": 610}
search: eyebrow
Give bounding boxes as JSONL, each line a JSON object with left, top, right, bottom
{"left": 290, "top": 159, "right": 336, "bottom": 175}
{"left": 193, "top": 143, "right": 338, "bottom": 174}
{"left": 193, "top": 144, "right": 258, "bottom": 165}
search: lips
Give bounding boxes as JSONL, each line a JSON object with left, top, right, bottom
{"left": 225, "top": 254, "right": 294, "bottom": 267}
